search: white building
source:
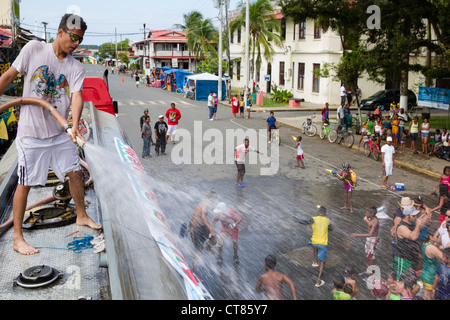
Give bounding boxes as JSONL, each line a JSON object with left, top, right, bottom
{"left": 228, "top": 4, "right": 430, "bottom": 105}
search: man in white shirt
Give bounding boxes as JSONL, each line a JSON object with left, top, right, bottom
{"left": 337, "top": 103, "right": 345, "bottom": 130}
{"left": 340, "top": 84, "right": 346, "bottom": 104}
{"left": 0, "top": 14, "right": 101, "bottom": 255}
{"left": 234, "top": 138, "right": 262, "bottom": 187}
{"left": 381, "top": 136, "right": 395, "bottom": 188}
{"left": 207, "top": 91, "right": 215, "bottom": 121}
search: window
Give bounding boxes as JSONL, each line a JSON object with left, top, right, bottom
{"left": 281, "top": 18, "right": 286, "bottom": 40}
{"left": 230, "top": 30, "right": 234, "bottom": 43}
{"left": 237, "top": 28, "right": 241, "bottom": 43}
{"left": 279, "top": 61, "right": 285, "bottom": 86}
{"left": 298, "top": 21, "right": 306, "bottom": 39}
{"left": 293, "top": 23, "right": 296, "bottom": 41}
{"left": 297, "top": 63, "right": 305, "bottom": 90}
{"left": 312, "top": 63, "right": 320, "bottom": 92}
{"left": 236, "top": 60, "right": 241, "bottom": 80}
{"left": 314, "top": 22, "right": 321, "bottom": 39}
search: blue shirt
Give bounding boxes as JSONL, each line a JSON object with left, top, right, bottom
{"left": 267, "top": 116, "right": 277, "bottom": 127}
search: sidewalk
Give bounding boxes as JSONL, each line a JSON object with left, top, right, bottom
{"left": 218, "top": 99, "right": 447, "bottom": 179}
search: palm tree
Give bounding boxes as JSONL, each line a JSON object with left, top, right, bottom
{"left": 174, "top": 11, "right": 203, "bottom": 71}
{"left": 230, "top": 0, "right": 284, "bottom": 85}
{"left": 175, "top": 11, "right": 218, "bottom": 70}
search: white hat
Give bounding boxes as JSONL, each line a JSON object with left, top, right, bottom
{"left": 398, "top": 197, "right": 413, "bottom": 208}
{"left": 403, "top": 205, "right": 420, "bottom": 216}
{"left": 158, "top": 115, "right": 164, "bottom": 118}
{"left": 213, "top": 202, "right": 228, "bottom": 215}
{"left": 386, "top": 136, "right": 393, "bottom": 142}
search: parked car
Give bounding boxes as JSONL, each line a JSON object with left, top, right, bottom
{"left": 360, "top": 89, "right": 417, "bottom": 111}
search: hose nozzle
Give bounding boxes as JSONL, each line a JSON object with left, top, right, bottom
{"left": 66, "top": 127, "right": 85, "bottom": 148}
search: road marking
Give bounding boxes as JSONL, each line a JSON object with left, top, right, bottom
{"left": 230, "top": 118, "right": 401, "bottom": 198}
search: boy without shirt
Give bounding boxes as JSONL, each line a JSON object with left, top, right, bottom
{"left": 256, "top": 254, "right": 297, "bottom": 300}
{"left": 351, "top": 206, "right": 380, "bottom": 276}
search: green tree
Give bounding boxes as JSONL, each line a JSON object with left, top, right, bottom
{"left": 175, "top": 11, "right": 218, "bottom": 63}
{"left": 174, "top": 11, "right": 204, "bottom": 71}
{"left": 230, "top": 0, "right": 283, "bottom": 84}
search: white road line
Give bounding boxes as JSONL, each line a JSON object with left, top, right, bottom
{"left": 230, "top": 118, "right": 401, "bottom": 197}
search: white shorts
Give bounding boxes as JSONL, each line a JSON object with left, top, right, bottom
{"left": 16, "top": 132, "right": 81, "bottom": 186}
{"left": 167, "top": 124, "right": 178, "bottom": 136}
{"left": 383, "top": 163, "right": 393, "bottom": 176}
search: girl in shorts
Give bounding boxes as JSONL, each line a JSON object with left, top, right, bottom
{"left": 295, "top": 136, "right": 305, "bottom": 168}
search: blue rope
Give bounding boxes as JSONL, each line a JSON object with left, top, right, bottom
{"left": 66, "top": 235, "right": 94, "bottom": 253}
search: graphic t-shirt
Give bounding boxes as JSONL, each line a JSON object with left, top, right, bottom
{"left": 165, "top": 108, "right": 181, "bottom": 125}
{"left": 154, "top": 121, "right": 168, "bottom": 136}
{"left": 12, "top": 40, "right": 85, "bottom": 139}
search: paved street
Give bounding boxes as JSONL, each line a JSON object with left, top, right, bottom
{"left": 87, "top": 64, "right": 442, "bottom": 300}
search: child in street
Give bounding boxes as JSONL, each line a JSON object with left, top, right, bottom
{"left": 343, "top": 266, "right": 359, "bottom": 297}
{"left": 332, "top": 276, "right": 352, "bottom": 300}
{"left": 334, "top": 163, "right": 356, "bottom": 213}
{"left": 351, "top": 206, "right": 380, "bottom": 276}
{"left": 255, "top": 254, "right": 297, "bottom": 300}
{"left": 267, "top": 112, "right": 277, "bottom": 143}
{"left": 400, "top": 132, "right": 406, "bottom": 154}
{"left": 295, "top": 136, "right": 305, "bottom": 168}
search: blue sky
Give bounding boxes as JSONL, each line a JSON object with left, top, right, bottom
{"left": 19, "top": 0, "right": 243, "bottom": 46}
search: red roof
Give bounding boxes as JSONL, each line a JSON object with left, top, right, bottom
{"left": 135, "top": 30, "right": 188, "bottom": 45}
{"left": 0, "top": 28, "right": 12, "bottom": 48}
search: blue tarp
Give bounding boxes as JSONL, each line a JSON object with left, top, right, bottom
{"left": 187, "top": 73, "right": 227, "bottom": 101}
{"left": 175, "top": 70, "right": 194, "bottom": 88}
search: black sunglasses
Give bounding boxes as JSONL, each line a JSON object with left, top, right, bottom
{"left": 65, "top": 30, "right": 83, "bottom": 44}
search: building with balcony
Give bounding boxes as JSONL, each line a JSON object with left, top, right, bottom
{"left": 132, "top": 30, "right": 197, "bottom": 74}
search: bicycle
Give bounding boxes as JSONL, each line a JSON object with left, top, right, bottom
{"left": 335, "top": 129, "right": 355, "bottom": 148}
{"left": 270, "top": 128, "right": 281, "bottom": 145}
{"left": 319, "top": 122, "right": 336, "bottom": 143}
{"left": 302, "top": 115, "right": 317, "bottom": 137}
{"left": 363, "top": 134, "right": 381, "bottom": 160}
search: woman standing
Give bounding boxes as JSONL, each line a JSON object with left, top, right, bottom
{"left": 409, "top": 116, "right": 419, "bottom": 154}
{"left": 421, "top": 117, "right": 431, "bottom": 154}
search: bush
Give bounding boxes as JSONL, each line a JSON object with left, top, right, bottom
{"left": 270, "top": 84, "right": 293, "bottom": 103}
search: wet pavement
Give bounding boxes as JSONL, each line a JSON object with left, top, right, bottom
{"left": 100, "top": 64, "right": 446, "bottom": 300}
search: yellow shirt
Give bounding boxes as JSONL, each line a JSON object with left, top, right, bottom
{"left": 311, "top": 216, "right": 330, "bottom": 246}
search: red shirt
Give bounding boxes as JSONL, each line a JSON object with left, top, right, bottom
{"left": 165, "top": 108, "right": 181, "bottom": 125}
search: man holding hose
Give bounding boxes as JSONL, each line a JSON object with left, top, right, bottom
{"left": 0, "top": 13, "right": 101, "bottom": 255}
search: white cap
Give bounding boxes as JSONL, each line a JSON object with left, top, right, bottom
{"left": 159, "top": 115, "right": 164, "bottom": 118}
{"left": 386, "top": 136, "right": 392, "bottom": 142}
{"left": 403, "top": 205, "right": 420, "bottom": 216}
{"left": 213, "top": 202, "right": 228, "bottom": 215}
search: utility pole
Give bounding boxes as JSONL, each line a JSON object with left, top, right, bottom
{"left": 244, "top": 0, "right": 250, "bottom": 108}
{"left": 143, "top": 23, "right": 146, "bottom": 71}
{"left": 225, "top": 0, "right": 232, "bottom": 102}
{"left": 218, "top": 0, "right": 223, "bottom": 101}
{"left": 42, "top": 22, "right": 48, "bottom": 42}
{"left": 115, "top": 27, "right": 118, "bottom": 68}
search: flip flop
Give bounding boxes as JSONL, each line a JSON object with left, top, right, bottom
{"left": 315, "top": 280, "right": 325, "bottom": 288}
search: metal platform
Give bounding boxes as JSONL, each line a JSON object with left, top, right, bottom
{"left": 0, "top": 185, "right": 108, "bottom": 300}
